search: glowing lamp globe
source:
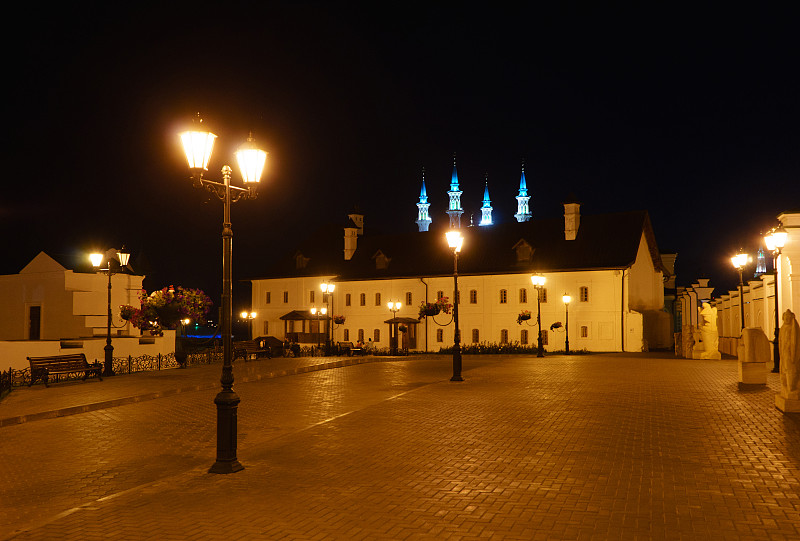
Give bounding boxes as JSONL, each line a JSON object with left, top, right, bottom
{"left": 731, "top": 252, "right": 749, "bottom": 270}
{"left": 445, "top": 230, "right": 463, "bottom": 252}
{"left": 531, "top": 274, "right": 546, "bottom": 287}
{"left": 235, "top": 135, "right": 267, "bottom": 184}
{"left": 180, "top": 129, "right": 217, "bottom": 171}
{"left": 89, "top": 252, "right": 104, "bottom": 268}
{"left": 562, "top": 294, "right": 572, "bottom": 304}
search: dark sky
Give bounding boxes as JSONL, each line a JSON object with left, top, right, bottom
{"left": 4, "top": 3, "right": 799, "bottom": 311}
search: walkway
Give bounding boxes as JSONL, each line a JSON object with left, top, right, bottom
{"left": 0, "top": 353, "right": 797, "bottom": 540}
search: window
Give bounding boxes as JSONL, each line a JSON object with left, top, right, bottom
{"left": 499, "top": 289, "right": 508, "bottom": 304}
{"left": 540, "top": 330, "right": 548, "bottom": 345}
{"left": 358, "top": 329, "right": 365, "bottom": 342}
{"left": 360, "top": 293, "right": 366, "bottom": 306}
{"left": 436, "top": 329, "right": 444, "bottom": 342}
{"left": 500, "top": 329, "right": 509, "bottom": 343}
{"left": 263, "top": 321, "right": 269, "bottom": 335}
{"left": 375, "top": 292, "right": 381, "bottom": 306}
{"left": 580, "top": 325, "right": 588, "bottom": 338}
{"left": 406, "top": 292, "right": 413, "bottom": 306}
{"left": 472, "top": 329, "right": 479, "bottom": 343}
{"left": 436, "top": 290, "right": 444, "bottom": 300}
{"left": 265, "top": 292, "right": 271, "bottom": 304}
{"left": 469, "top": 290, "right": 477, "bottom": 304}
{"left": 539, "top": 288, "right": 548, "bottom": 303}
{"left": 310, "top": 290, "right": 315, "bottom": 303}
{"left": 374, "top": 329, "right": 380, "bottom": 342}
{"left": 344, "top": 329, "right": 350, "bottom": 341}
{"left": 579, "top": 286, "right": 589, "bottom": 302}
{"left": 521, "top": 329, "right": 529, "bottom": 345}
{"left": 519, "top": 288, "right": 528, "bottom": 303}
{"left": 346, "top": 293, "right": 352, "bottom": 306}
{"left": 283, "top": 291, "right": 289, "bottom": 303}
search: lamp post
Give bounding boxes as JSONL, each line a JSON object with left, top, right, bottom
{"left": 765, "top": 226, "right": 788, "bottom": 373}
{"left": 531, "top": 274, "right": 546, "bottom": 357}
{"left": 240, "top": 311, "right": 256, "bottom": 340}
{"left": 445, "top": 230, "right": 464, "bottom": 381}
{"left": 90, "top": 247, "right": 130, "bottom": 377}
{"left": 731, "top": 250, "right": 749, "bottom": 332}
{"left": 179, "top": 114, "right": 268, "bottom": 475}
{"left": 387, "top": 301, "right": 402, "bottom": 355}
{"left": 321, "top": 282, "right": 335, "bottom": 354}
{"left": 310, "top": 307, "right": 327, "bottom": 351}
{"left": 562, "top": 293, "right": 571, "bottom": 355}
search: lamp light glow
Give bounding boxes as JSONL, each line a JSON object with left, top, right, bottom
{"left": 445, "top": 230, "right": 463, "bottom": 252}
{"left": 235, "top": 134, "right": 267, "bottom": 184}
{"left": 531, "top": 274, "right": 546, "bottom": 287}
{"left": 89, "top": 253, "right": 104, "bottom": 268}
{"left": 563, "top": 294, "right": 572, "bottom": 304}
{"left": 180, "top": 130, "right": 217, "bottom": 171}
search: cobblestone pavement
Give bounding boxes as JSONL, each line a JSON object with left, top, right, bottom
{"left": 1, "top": 353, "right": 798, "bottom": 540}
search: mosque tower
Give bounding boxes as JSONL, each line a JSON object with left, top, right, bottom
{"left": 514, "top": 161, "right": 532, "bottom": 222}
{"left": 755, "top": 246, "right": 766, "bottom": 277}
{"left": 415, "top": 168, "right": 432, "bottom": 232}
{"left": 447, "top": 154, "right": 464, "bottom": 228}
{"left": 479, "top": 175, "right": 493, "bottom": 226}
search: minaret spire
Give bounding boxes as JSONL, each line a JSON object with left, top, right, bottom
{"left": 446, "top": 153, "right": 464, "bottom": 228}
{"left": 416, "top": 167, "right": 432, "bottom": 232}
{"left": 480, "top": 174, "right": 493, "bottom": 226}
{"left": 514, "top": 159, "right": 532, "bottom": 222}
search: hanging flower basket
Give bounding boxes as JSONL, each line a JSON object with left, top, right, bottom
{"left": 398, "top": 324, "right": 408, "bottom": 333}
{"left": 550, "top": 321, "right": 563, "bottom": 331}
{"left": 517, "top": 310, "right": 532, "bottom": 325}
{"left": 418, "top": 297, "right": 452, "bottom": 319}
{"left": 333, "top": 315, "right": 346, "bottom": 325}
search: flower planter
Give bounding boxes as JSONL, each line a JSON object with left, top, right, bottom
{"left": 423, "top": 306, "right": 441, "bottom": 317}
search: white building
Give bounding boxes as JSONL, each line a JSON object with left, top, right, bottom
{"left": 249, "top": 203, "right": 672, "bottom": 353}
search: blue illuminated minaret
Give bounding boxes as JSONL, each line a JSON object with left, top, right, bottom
{"left": 755, "top": 246, "right": 766, "bottom": 277}
{"left": 480, "top": 175, "right": 493, "bottom": 226}
{"left": 514, "top": 160, "right": 532, "bottom": 222}
{"left": 447, "top": 154, "right": 464, "bottom": 228}
{"left": 416, "top": 168, "right": 432, "bottom": 232}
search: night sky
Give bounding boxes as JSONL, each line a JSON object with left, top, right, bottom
{"left": 5, "top": 4, "right": 799, "bottom": 313}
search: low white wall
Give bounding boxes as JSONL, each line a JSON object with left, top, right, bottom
{"left": 1, "top": 331, "right": 176, "bottom": 371}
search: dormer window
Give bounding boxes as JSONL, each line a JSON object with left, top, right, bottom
{"left": 373, "top": 250, "right": 391, "bottom": 270}
{"left": 295, "top": 251, "right": 310, "bottom": 270}
{"left": 512, "top": 239, "right": 534, "bottom": 262}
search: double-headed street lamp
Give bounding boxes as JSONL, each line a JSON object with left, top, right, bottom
{"left": 90, "top": 247, "right": 130, "bottom": 377}
{"left": 531, "top": 274, "right": 546, "bottom": 357}
{"left": 179, "top": 114, "right": 268, "bottom": 475}
{"left": 445, "top": 230, "right": 464, "bottom": 381}
{"left": 764, "top": 226, "right": 788, "bottom": 373}
{"left": 731, "top": 250, "right": 749, "bottom": 331}
{"left": 320, "top": 282, "right": 335, "bottom": 353}
{"left": 387, "top": 301, "right": 402, "bottom": 355}
{"left": 240, "top": 311, "right": 257, "bottom": 340}
{"left": 562, "top": 293, "right": 571, "bottom": 355}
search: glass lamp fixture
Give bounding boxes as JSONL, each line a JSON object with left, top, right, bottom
{"left": 89, "top": 252, "right": 104, "bottom": 268}
{"left": 387, "top": 301, "right": 402, "bottom": 311}
{"left": 531, "top": 274, "right": 546, "bottom": 288}
{"left": 731, "top": 251, "right": 749, "bottom": 270}
{"left": 563, "top": 294, "right": 572, "bottom": 304}
{"left": 236, "top": 133, "right": 268, "bottom": 185}
{"left": 320, "top": 282, "right": 335, "bottom": 294}
{"left": 180, "top": 129, "right": 217, "bottom": 172}
{"left": 764, "top": 226, "right": 788, "bottom": 251}
{"left": 445, "top": 230, "right": 464, "bottom": 252}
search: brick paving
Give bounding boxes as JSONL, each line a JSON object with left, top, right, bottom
{"left": 0, "top": 353, "right": 798, "bottom": 540}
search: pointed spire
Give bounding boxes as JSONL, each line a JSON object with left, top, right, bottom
{"left": 416, "top": 166, "right": 432, "bottom": 232}
{"left": 514, "top": 159, "right": 532, "bottom": 222}
{"left": 480, "top": 173, "right": 493, "bottom": 226}
{"left": 447, "top": 152, "right": 464, "bottom": 228}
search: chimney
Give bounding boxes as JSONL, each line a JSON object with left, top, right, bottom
{"left": 564, "top": 200, "right": 581, "bottom": 240}
{"left": 344, "top": 225, "right": 358, "bottom": 260}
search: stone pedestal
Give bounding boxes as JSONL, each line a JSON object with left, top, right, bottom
{"left": 738, "top": 328, "right": 770, "bottom": 387}
{"left": 775, "top": 394, "right": 800, "bottom": 413}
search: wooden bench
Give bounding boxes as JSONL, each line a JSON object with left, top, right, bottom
{"left": 27, "top": 353, "right": 103, "bottom": 387}
{"left": 233, "top": 340, "right": 270, "bottom": 362}
{"left": 338, "top": 341, "right": 363, "bottom": 356}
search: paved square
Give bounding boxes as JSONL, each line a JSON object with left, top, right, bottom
{"left": 1, "top": 353, "right": 798, "bottom": 540}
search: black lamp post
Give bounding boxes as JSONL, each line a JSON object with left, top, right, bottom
{"left": 179, "top": 114, "right": 268, "bottom": 475}
{"left": 731, "top": 250, "right": 749, "bottom": 332}
{"left": 90, "top": 248, "right": 130, "bottom": 377}
{"left": 310, "top": 307, "right": 327, "bottom": 352}
{"left": 445, "top": 230, "right": 464, "bottom": 381}
{"left": 531, "top": 274, "right": 546, "bottom": 357}
{"left": 387, "top": 301, "right": 401, "bottom": 355}
{"left": 562, "top": 293, "right": 571, "bottom": 355}
{"left": 321, "top": 282, "right": 335, "bottom": 354}
{"left": 765, "top": 226, "right": 788, "bottom": 373}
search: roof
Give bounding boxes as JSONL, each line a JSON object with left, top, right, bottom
{"left": 253, "top": 210, "right": 666, "bottom": 282}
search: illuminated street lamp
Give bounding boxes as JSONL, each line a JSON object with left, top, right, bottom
{"left": 310, "top": 307, "right": 327, "bottom": 351}
{"left": 445, "top": 230, "right": 464, "bottom": 381}
{"left": 179, "top": 113, "right": 268, "bottom": 475}
{"left": 531, "top": 274, "right": 546, "bottom": 357}
{"left": 387, "top": 301, "right": 402, "bottom": 355}
{"left": 764, "top": 226, "right": 788, "bottom": 373}
{"left": 90, "top": 247, "right": 130, "bottom": 377}
{"left": 320, "top": 282, "right": 335, "bottom": 353}
{"left": 240, "top": 311, "right": 257, "bottom": 340}
{"left": 731, "top": 250, "right": 749, "bottom": 331}
{"left": 562, "top": 293, "right": 572, "bottom": 355}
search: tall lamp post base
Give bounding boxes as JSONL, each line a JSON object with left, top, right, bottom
{"left": 103, "top": 344, "right": 116, "bottom": 377}
{"left": 209, "top": 390, "right": 244, "bottom": 474}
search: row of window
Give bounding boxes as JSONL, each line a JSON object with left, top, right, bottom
{"left": 265, "top": 287, "right": 590, "bottom": 306}
{"left": 433, "top": 326, "right": 590, "bottom": 344}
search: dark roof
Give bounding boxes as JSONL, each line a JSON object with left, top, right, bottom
{"left": 253, "top": 210, "right": 666, "bottom": 282}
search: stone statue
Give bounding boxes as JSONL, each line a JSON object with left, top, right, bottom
{"left": 692, "top": 302, "right": 721, "bottom": 359}
{"left": 779, "top": 309, "right": 800, "bottom": 401}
